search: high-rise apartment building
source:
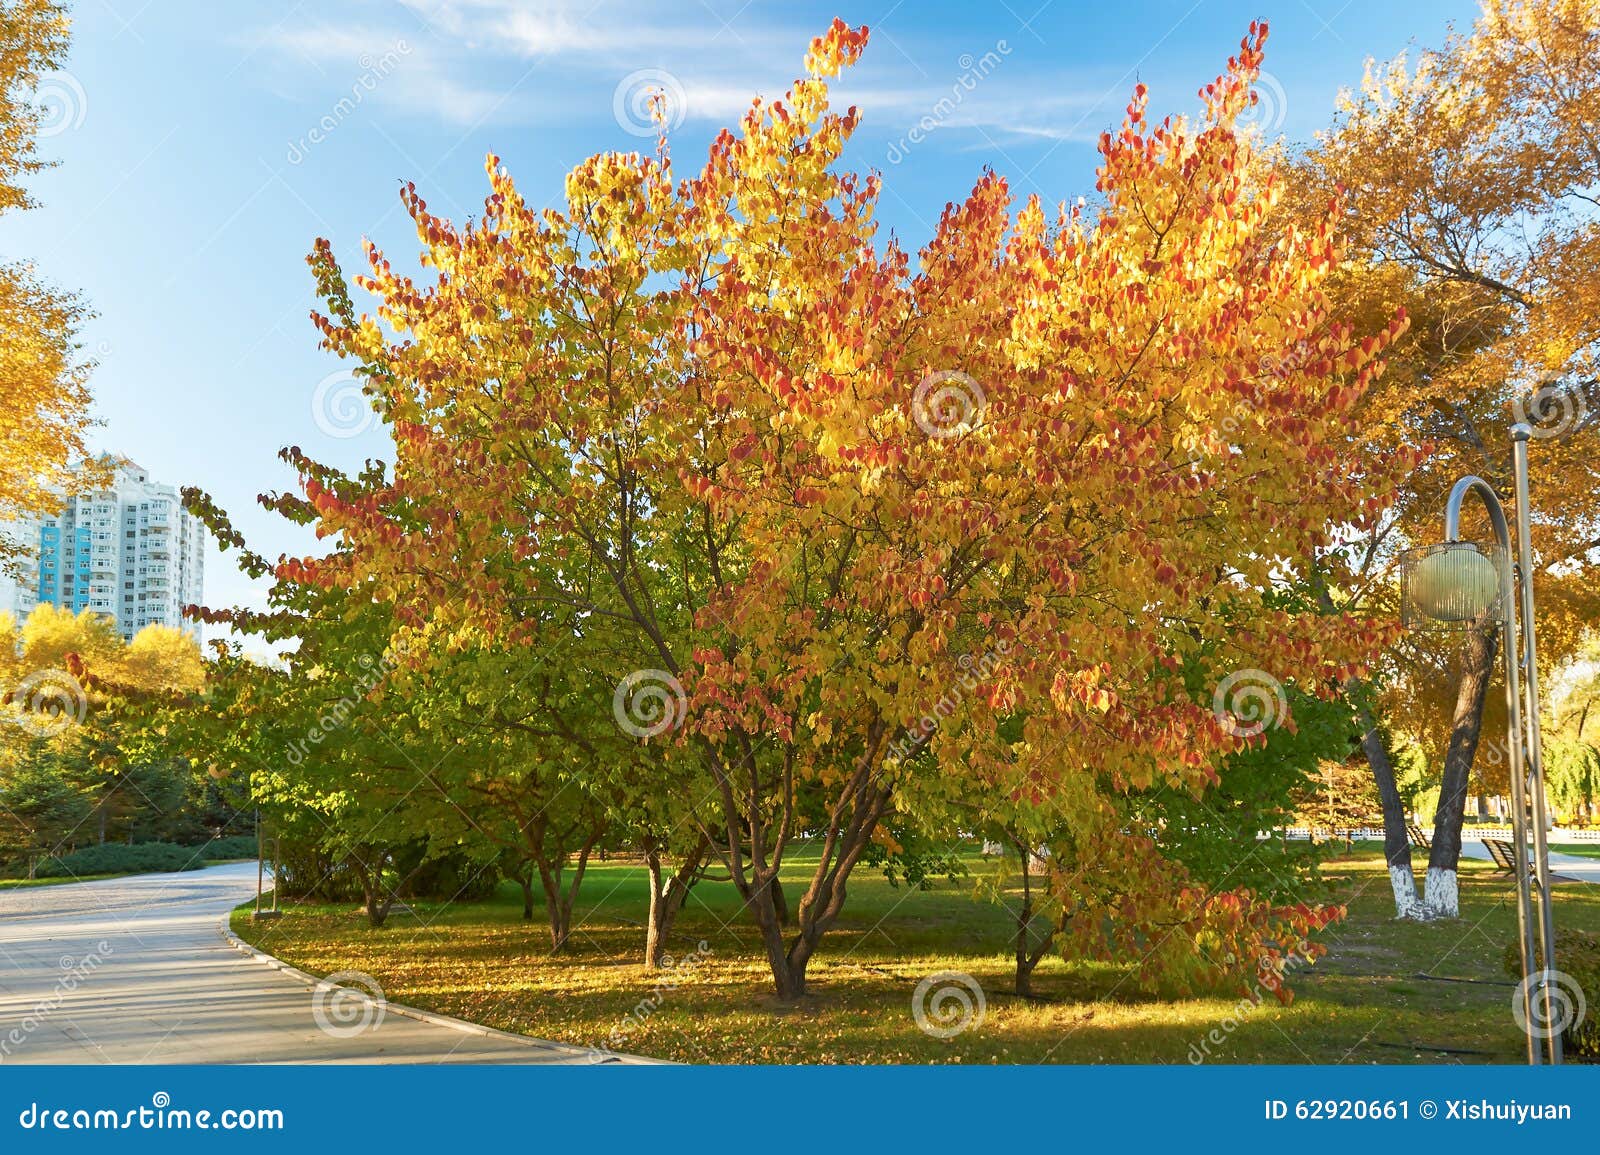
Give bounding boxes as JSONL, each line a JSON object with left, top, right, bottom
{"left": 0, "top": 460, "right": 206, "bottom": 641}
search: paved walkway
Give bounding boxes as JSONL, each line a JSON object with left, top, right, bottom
{"left": 1458, "top": 841, "right": 1600, "bottom": 885}
{"left": 0, "top": 863, "right": 615, "bottom": 1064}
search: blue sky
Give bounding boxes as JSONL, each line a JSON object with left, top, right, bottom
{"left": 1, "top": 0, "right": 1478, "bottom": 617}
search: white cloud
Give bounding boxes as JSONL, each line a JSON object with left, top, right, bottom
{"left": 251, "top": 3, "right": 1115, "bottom": 140}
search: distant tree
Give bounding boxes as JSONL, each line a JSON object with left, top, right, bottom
{"left": 0, "top": 753, "right": 89, "bottom": 874}
{"left": 1, "top": 605, "right": 207, "bottom": 858}
{"left": 1292, "top": 0, "right": 1600, "bottom": 917}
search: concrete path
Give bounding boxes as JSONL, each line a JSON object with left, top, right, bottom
{"left": 1458, "top": 841, "right": 1600, "bottom": 885}
{"left": 0, "top": 862, "right": 615, "bottom": 1064}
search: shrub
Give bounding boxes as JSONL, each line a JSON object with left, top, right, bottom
{"left": 1503, "top": 929, "right": 1600, "bottom": 1062}
{"left": 395, "top": 846, "right": 500, "bottom": 903}
{"left": 270, "top": 840, "right": 365, "bottom": 902}
{"left": 36, "top": 842, "right": 205, "bottom": 879}
{"left": 197, "top": 834, "right": 259, "bottom": 860}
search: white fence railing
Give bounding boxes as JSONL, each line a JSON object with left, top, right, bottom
{"left": 1271, "top": 826, "right": 1600, "bottom": 843}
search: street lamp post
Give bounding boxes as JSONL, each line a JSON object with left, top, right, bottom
{"left": 253, "top": 807, "right": 281, "bottom": 921}
{"left": 1409, "top": 423, "right": 1559, "bottom": 1064}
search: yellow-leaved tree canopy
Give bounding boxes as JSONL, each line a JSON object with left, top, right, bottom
{"left": 292, "top": 20, "right": 1414, "bottom": 999}
{"left": 1286, "top": 0, "right": 1600, "bottom": 918}
{"left": 0, "top": 0, "right": 94, "bottom": 563}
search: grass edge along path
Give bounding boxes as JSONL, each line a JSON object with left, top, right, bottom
{"left": 230, "top": 846, "right": 1598, "bottom": 1064}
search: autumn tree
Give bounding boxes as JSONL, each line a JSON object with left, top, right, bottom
{"left": 1, "top": 603, "right": 205, "bottom": 857}
{"left": 187, "top": 463, "right": 640, "bottom": 944}
{"left": 294, "top": 21, "right": 1413, "bottom": 998}
{"left": 1291, "top": 0, "right": 1600, "bottom": 916}
{"left": 0, "top": 0, "right": 94, "bottom": 556}
{"left": 962, "top": 687, "right": 1353, "bottom": 996}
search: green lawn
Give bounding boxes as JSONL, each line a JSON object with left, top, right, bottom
{"left": 232, "top": 846, "right": 1600, "bottom": 1064}
{"left": 1553, "top": 843, "right": 1600, "bottom": 861}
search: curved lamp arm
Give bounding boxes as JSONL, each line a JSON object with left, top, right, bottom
{"left": 1443, "top": 475, "right": 1513, "bottom": 556}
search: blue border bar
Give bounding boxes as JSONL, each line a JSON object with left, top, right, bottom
{"left": 3, "top": 1065, "right": 1592, "bottom": 1148}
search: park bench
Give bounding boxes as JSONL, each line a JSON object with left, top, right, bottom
{"left": 1407, "top": 823, "right": 1430, "bottom": 851}
{"left": 1482, "top": 838, "right": 1520, "bottom": 876}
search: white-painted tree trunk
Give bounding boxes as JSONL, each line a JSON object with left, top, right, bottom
{"left": 1422, "top": 867, "right": 1459, "bottom": 919}
{"left": 1389, "top": 864, "right": 1426, "bottom": 920}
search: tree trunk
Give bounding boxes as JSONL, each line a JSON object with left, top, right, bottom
{"left": 775, "top": 784, "right": 893, "bottom": 999}
{"left": 354, "top": 856, "right": 391, "bottom": 928}
{"left": 643, "top": 838, "right": 706, "bottom": 969}
{"left": 1011, "top": 836, "right": 1052, "bottom": 995}
{"left": 748, "top": 879, "right": 804, "bottom": 999}
{"left": 767, "top": 875, "right": 789, "bottom": 926}
{"left": 736, "top": 823, "right": 871, "bottom": 1001}
{"left": 1357, "top": 700, "right": 1424, "bottom": 919}
{"left": 1425, "top": 620, "right": 1498, "bottom": 919}
{"left": 536, "top": 864, "right": 572, "bottom": 952}
{"left": 533, "top": 833, "right": 600, "bottom": 953}
{"left": 515, "top": 871, "right": 535, "bottom": 921}
{"left": 708, "top": 731, "right": 891, "bottom": 1000}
